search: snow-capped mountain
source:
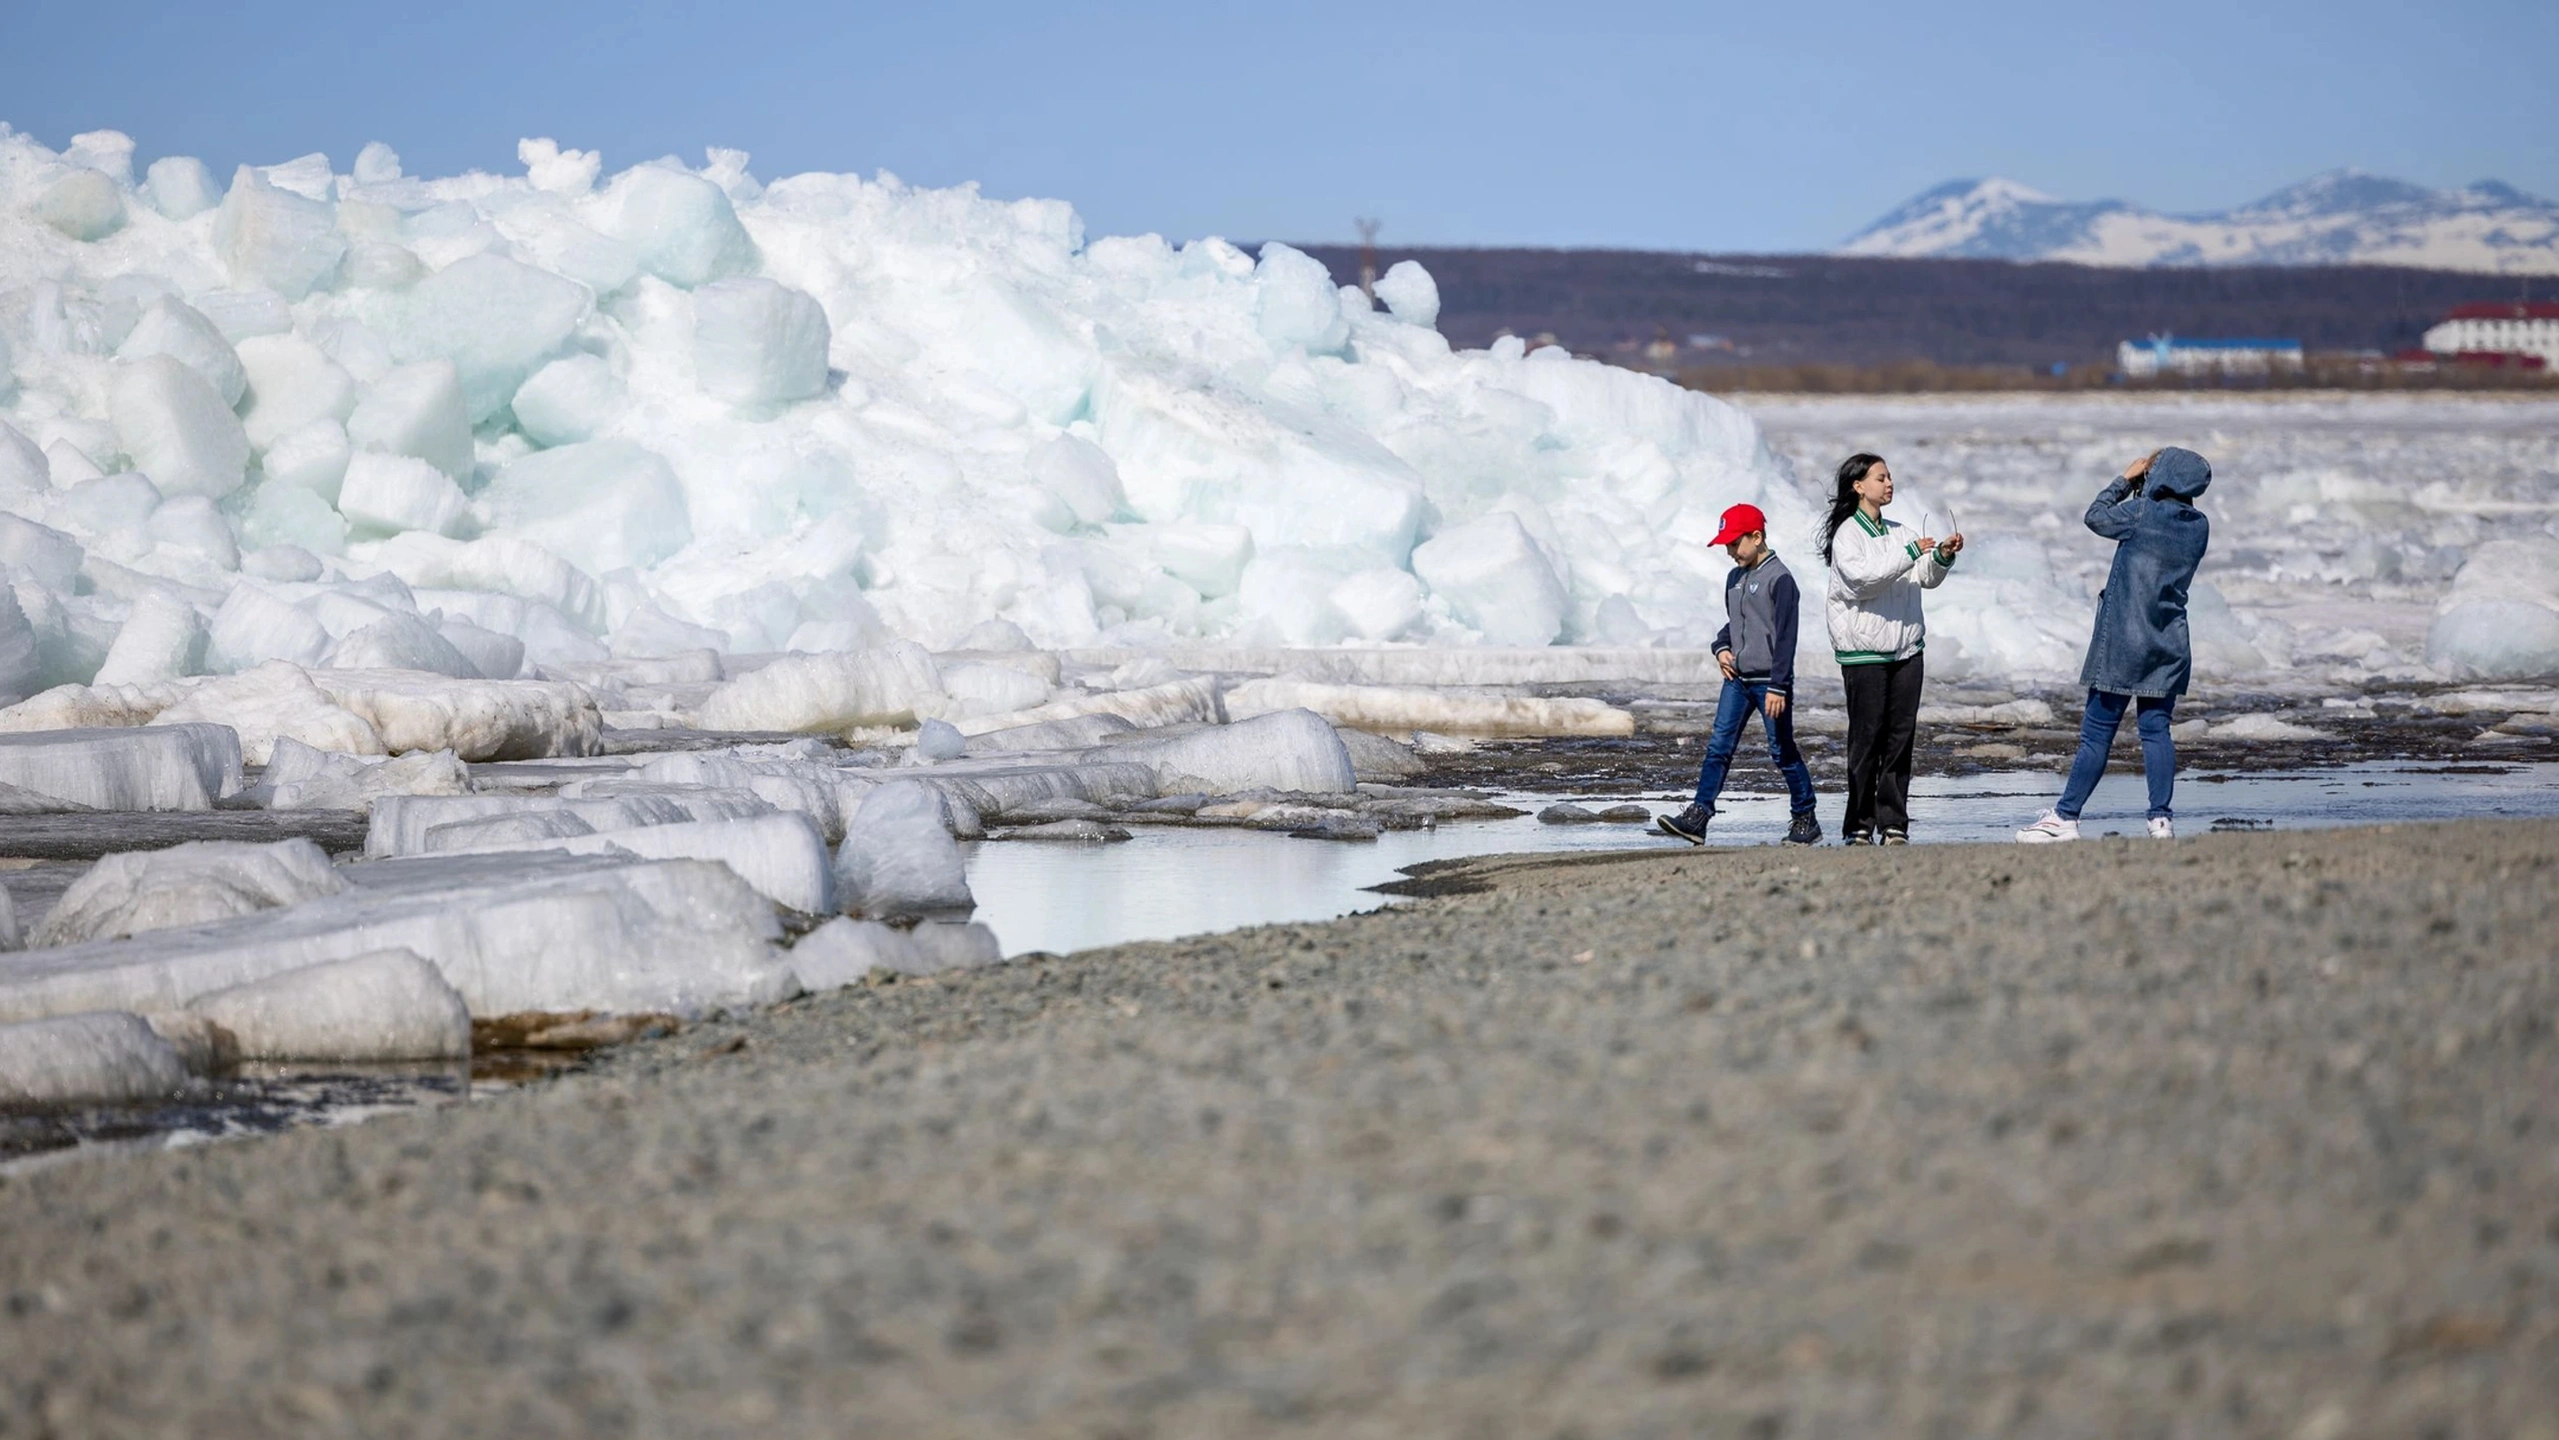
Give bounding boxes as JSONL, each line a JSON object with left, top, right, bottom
{"left": 1841, "top": 170, "right": 2559, "bottom": 273}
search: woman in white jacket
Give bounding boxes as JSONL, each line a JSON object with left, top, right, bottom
{"left": 1820, "top": 453, "right": 1962, "bottom": 844}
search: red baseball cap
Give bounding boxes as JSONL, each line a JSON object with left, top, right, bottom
{"left": 1710, "top": 503, "right": 1767, "bottom": 547}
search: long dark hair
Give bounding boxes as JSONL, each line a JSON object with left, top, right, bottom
{"left": 1819, "top": 452, "right": 1883, "bottom": 565}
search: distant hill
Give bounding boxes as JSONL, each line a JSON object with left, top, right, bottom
{"left": 1290, "top": 246, "right": 2529, "bottom": 370}
{"left": 1840, "top": 170, "right": 2559, "bottom": 274}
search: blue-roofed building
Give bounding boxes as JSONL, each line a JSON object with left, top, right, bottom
{"left": 2116, "top": 334, "right": 2305, "bottom": 379}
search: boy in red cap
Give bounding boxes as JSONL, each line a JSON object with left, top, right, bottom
{"left": 1658, "top": 504, "right": 1822, "bottom": 846}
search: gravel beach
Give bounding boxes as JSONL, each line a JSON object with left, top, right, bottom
{"left": 4, "top": 819, "right": 2555, "bottom": 1439}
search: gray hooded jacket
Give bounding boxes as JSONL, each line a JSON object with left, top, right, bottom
{"left": 2078, "top": 447, "right": 2212, "bottom": 698}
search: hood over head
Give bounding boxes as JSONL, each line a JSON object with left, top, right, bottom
{"left": 2147, "top": 446, "right": 2212, "bottom": 500}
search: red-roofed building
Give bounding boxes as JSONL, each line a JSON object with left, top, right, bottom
{"left": 2424, "top": 302, "right": 2559, "bottom": 366}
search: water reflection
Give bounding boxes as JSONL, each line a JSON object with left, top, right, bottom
{"left": 964, "top": 762, "right": 2559, "bottom": 957}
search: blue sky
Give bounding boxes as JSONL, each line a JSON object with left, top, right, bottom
{"left": 7, "top": 0, "right": 2553, "bottom": 252}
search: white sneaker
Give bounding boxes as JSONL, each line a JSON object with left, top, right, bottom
{"left": 2016, "top": 811, "right": 2080, "bottom": 844}
{"left": 2147, "top": 817, "right": 2174, "bottom": 839}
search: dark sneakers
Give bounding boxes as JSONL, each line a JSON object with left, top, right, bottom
{"left": 1656, "top": 803, "right": 1710, "bottom": 845}
{"left": 1660, "top": 806, "right": 1821, "bottom": 847}
{"left": 1880, "top": 830, "right": 1909, "bottom": 846}
{"left": 1841, "top": 829, "right": 1871, "bottom": 846}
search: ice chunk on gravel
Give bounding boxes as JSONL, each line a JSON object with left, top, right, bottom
{"left": 0, "top": 854, "right": 792, "bottom": 1021}
{"left": 1333, "top": 726, "right": 1424, "bottom": 781}
{"left": 0, "top": 1012, "right": 191, "bottom": 1106}
{"left": 110, "top": 354, "right": 251, "bottom": 498}
{"left": 185, "top": 949, "right": 470, "bottom": 1062}
{"left": 0, "top": 724, "right": 242, "bottom": 810}
{"left": 834, "top": 780, "right": 973, "bottom": 917}
{"left": 694, "top": 644, "right": 945, "bottom": 733}
{"left": 789, "top": 917, "right": 1001, "bottom": 986}
{"left": 32, "top": 838, "right": 349, "bottom": 948}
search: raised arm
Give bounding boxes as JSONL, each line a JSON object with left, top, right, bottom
{"left": 2084, "top": 475, "right": 2141, "bottom": 539}
{"left": 1831, "top": 525, "right": 1918, "bottom": 598}
{"left": 2086, "top": 452, "right": 2156, "bottom": 539}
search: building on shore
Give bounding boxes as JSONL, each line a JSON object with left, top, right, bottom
{"left": 2115, "top": 335, "right": 2306, "bottom": 379}
{"left": 2422, "top": 302, "right": 2559, "bottom": 368}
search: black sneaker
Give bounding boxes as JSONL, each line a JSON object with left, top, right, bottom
{"left": 1880, "top": 830, "right": 1908, "bottom": 846}
{"left": 1655, "top": 803, "right": 1709, "bottom": 845}
{"left": 1783, "top": 812, "right": 1823, "bottom": 846}
{"left": 1841, "top": 829, "right": 1872, "bottom": 846}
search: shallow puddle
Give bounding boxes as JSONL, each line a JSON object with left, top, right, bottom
{"left": 964, "top": 761, "right": 2559, "bottom": 956}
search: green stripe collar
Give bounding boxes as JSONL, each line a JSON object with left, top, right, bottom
{"left": 1852, "top": 510, "right": 1887, "bottom": 537}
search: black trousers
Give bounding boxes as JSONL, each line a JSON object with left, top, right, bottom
{"left": 1841, "top": 654, "right": 1924, "bottom": 837}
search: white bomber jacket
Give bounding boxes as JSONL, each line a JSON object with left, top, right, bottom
{"left": 1824, "top": 508, "right": 1955, "bottom": 665}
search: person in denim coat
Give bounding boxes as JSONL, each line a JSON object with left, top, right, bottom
{"left": 2018, "top": 446, "right": 2213, "bottom": 843}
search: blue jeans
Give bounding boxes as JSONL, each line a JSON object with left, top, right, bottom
{"left": 2056, "top": 690, "right": 2177, "bottom": 821}
{"left": 1691, "top": 678, "right": 1818, "bottom": 817}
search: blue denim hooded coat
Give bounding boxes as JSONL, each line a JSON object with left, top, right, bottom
{"left": 2078, "top": 447, "right": 2212, "bottom": 698}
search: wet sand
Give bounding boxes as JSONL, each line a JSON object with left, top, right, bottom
{"left": 4, "top": 819, "right": 2556, "bottom": 1437}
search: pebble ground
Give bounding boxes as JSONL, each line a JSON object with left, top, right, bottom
{"left": 3, "top": 819, "right": 2555, "bottom": 1439}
